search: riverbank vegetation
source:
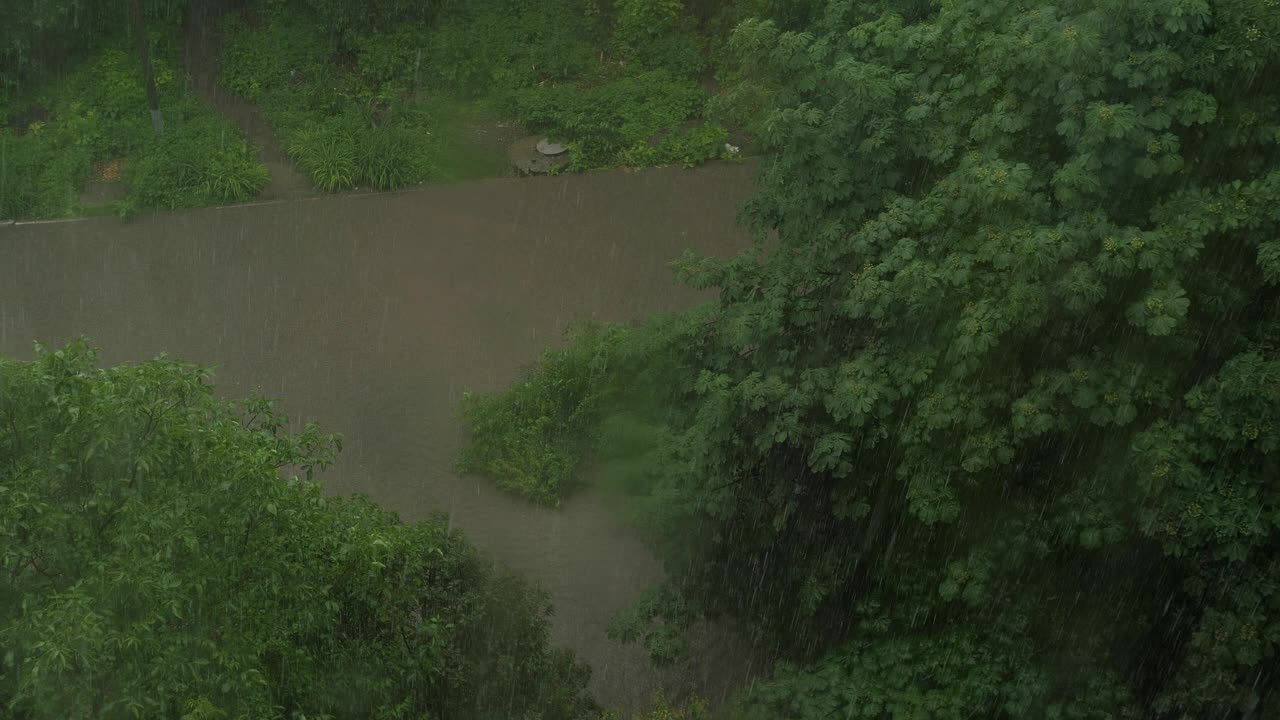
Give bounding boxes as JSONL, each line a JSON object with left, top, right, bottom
{"left": 457, "top": 324, "right": 629, "bottom": 506}
{"left": 219, "top": 0, "right": 740, "bottom": 189}
{"left": 3, "top": 0, "right": 751, "bottom": 218}
{"left": 0, "top": 5, "right": 266, "bottom": 221}
{"left": 460, "top": 0, "right": 1280, "bottom": 717}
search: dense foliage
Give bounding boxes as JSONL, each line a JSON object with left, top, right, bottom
{"left": 220, "top": 0, "right": 734, "bottom": 183}
{"left": 464, "top": 0, "right": 1280, "bottom": 716}
{"left": 0, "top": 342, "right": 595, "bottom": 719}
{"left": 0, "top": 0, "right": 186, "bottom": 95}
{"left": 219, "top": 8, "right": 449, "bottom": 190}
{"left": 1, "top": 31, "right": 265, "bottom": 220}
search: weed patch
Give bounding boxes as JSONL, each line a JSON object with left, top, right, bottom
{"left": 1, "top": 36, "right": 265, "bottom": 220}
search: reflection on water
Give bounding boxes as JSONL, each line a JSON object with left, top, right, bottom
{"left": 0, "top": 162, "right": 761, "bottom": 711}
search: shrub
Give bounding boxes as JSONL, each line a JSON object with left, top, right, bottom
{"left": 288, "top": 121, "right": 358, "bottom": 191}
{"left": 422, "top": 0, "right": 606, "bottom": 97}
{"left": 123, "top": 108, "right": 266, "bottom": 211}
{"left": 1, "top": 130, "right": 50, "bottom": 219}
{"left": 0, "top": 125, "right": 97, "bottom": 220}
{"left": 356, "top": 126, "right": 431, "bottom": 190}
{"left": 220, "top": 15, "right": 329, "bottom": 102}
{"left": 203, "top": 144, "right": 270, "bottom": 202}
{"left": 4, "top": 36, "right": 266, "bottom": 219}
{"left": 655, "top": 121, "right": 730, "bottom": 167}
{"left": 611, "top": 0, "right": 706, "bottom": 76}
{"left": 457, "top": 323, "right": 628, "bottom": 506}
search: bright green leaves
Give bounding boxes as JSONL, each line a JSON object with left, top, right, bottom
{"left": 1185, "top": 351, "right": 1280, "bottom": 456}
{"left": 1051, "top": 152, "right": 1105, "bottom": 206}
{"left": 457, "top": 323, "right": 627, "bottom": 506}
{"left": 1166, "top": 88, "right": 1218, "bottom": 126}
{"left": 1, "top": 342, "right": 594, "bottom": 719}
{"left": 1126, "top": 280, "right": 1191, "bottom": 336}
{"left": 1084, "top": 101, "right": 1142, "bottom": 142}
{"left": 951, "top": 299, "right": 1009, "bottom": 359}
{"left": 823, "top": 355, "right": 896, "bottom": 430}
{"left": 736, "top": 618, "right": 1135, "bottom": 720}
{"left": 807, "top": 432, "right": 852, "bottom": 476}
{"left": 1056, "top": 261, "right": 1107, "bottom": 313}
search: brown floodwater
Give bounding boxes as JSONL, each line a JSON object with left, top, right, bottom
{"left": 0, "top": 163, "right": 763, "bottom": 712}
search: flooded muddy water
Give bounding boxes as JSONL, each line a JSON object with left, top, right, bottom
{"left": 0, "top": 163, "right": 761, "bottom": 711}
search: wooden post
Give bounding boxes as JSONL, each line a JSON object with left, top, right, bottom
{"left": 129, "top": 0, "right": 164, "bottom": 135}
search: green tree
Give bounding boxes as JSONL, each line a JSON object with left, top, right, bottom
{"left": 0, "top": 341, "right": 594, "bottom": 719}
{"left": 488, "top": 0, "right": 1279, "bottom": 716}
{"left": 0, "top": 0, "right": 186, "bottom": 96}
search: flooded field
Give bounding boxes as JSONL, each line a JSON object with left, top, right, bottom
{"left": 0, "top": 162, "right": 760, "bottom": 711}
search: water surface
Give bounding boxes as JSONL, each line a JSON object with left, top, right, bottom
{"left": 0, "top": 163, "right": 761, "bottom": 710}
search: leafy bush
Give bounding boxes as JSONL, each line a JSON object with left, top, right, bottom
{"left": 421, "top": 0, "right": 607, "bottom": 97}
{"left": 611, "top": 0, "right": 706, "bottom": 76}
{"left": 457, "top": 323, "right": 627, "bottom": 506}
{"left": 219, "top": 15, "right": 329, "bottom": 102}
{"left": 1, "top": 35, "right": 266, "bottom": 219}
{"left": 620, "top": 121, "right": 731, "bottom": 168}
{"left": 124, "top": 104, "right": 267, "bottom": 210}
{"left": 287, "top": 120, "right": 358, "bottom": 191}
{"left": 0, "top": 341, "right": 597, "bottom": 719}
{"left": 223, "top": 15, "right": 448, "bottom": 192}
{"left": 203, "top": 145, "right": 270, "bottom": 202}
{"left": 357, "top": 126, "right": 434, "bottom": 190}
{"left": 0, "top": 127, "right": 93, "bottom": 220}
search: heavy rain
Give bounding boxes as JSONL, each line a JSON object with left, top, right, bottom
{"left": 1, "top": 1, "right": 1277, "bottom": 719}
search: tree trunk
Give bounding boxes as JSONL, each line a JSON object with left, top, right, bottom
{"left": 129, "top": 0, "right": 164, "bottom": 135}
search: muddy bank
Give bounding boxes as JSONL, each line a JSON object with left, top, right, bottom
{"left": 0, "top": 162, "right": 761, "bottom": 711}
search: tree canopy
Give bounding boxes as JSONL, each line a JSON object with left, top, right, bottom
{"left": 0, "top": 342, "right": 594, "bottom": 719}
{"left": 635, "top": 0, "right": 1278, "bottom": 715}
{"left": 465, "top": 0, "right": 1280, "bottom": 716}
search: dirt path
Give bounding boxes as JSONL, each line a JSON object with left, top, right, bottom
{"left": 182, "top": 0, "right": 312, "bottom": 201}
{"left": 0, "top": 161, "right": 765, "bottom": 712}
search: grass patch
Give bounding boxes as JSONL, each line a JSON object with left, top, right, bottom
{"left": 1, "top": 34, "right": 266, "bottom": 221}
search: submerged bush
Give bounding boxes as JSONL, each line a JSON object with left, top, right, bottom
{"left": 457, "top": 323, "right": 628, "bottom": 506}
